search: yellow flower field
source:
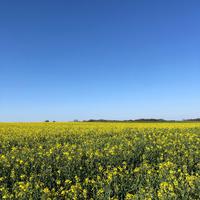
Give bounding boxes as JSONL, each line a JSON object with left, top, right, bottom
{"left": 0, "top": 122, "right": 200, "bottom": 199}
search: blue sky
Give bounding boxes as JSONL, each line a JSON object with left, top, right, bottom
{"left": 0, "top": 0, "right": 200, "bottom": 121}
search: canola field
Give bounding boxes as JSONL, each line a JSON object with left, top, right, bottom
{"left": 0, "top": 122, "right": 200, "bottom": 199}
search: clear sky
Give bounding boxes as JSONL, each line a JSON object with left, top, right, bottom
{"left": 0, "top": 0, "right": 200, "bottom": 122}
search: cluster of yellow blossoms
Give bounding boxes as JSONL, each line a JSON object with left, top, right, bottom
{"left": 0, "top": 122, "right": 200, "bottom": 199}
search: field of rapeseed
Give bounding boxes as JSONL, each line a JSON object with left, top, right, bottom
{"left": 0, "top": 122, "right": 200, "bottom": 199}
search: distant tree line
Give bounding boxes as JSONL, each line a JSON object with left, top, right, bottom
{"left": 43, "top": 118, "right": 200, "bottom": 122}
{"left": 183, "top": 118, "right": 200, "bottom": 122}
{"left": 83, "top": 119, "right": 172, "bottom": 123}
{"left": 82, "top": 118, "right": 200, "bottom": 123}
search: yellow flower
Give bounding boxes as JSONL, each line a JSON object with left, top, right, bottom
{"left": 99, "top": 165, "right": 103, "bottom": 171}
{"left": 65, "top": 179, "right": 72, "bottom": 184}
{"left": 133, "top": 167, "right": 140, "bottom": 173}
{"left": 43, "top": 187, "right": 50, "bottom": 193}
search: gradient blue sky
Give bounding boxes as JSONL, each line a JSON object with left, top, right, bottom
{"left": 0, "top": 0, "right": 200, "bottom": 121}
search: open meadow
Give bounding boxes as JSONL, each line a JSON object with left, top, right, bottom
{"left": 0, "top": 122, "right": 200, "bottom": 199}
